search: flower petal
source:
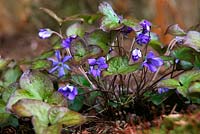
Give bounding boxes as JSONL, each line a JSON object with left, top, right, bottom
{"left": 63, "top": 64, "right": 71, "bottom": 70}
{"left": 48, "top": 58, "right": 59, "bottom": 66}
{"left": 146, "top": 51, "right": 155, "bottom": 59}
{"left": 72, "top": 87, "right": 78, "bottom": 96}
{"left": 55, "top": 50, "right": 62, "bottom": 62}
{"left": 49, "top": 66, "right": 59, "bottom": 73}
{"left": 68, "top": 93, "right": 76, "bottom": 100}
{"left": 58, "top": 67, "right": 65, "bottom": 77}
{"left": 148, "top": 64, "right": 157, "bottom": 72}
{"left": 151, "top": 57, "right": 163, "bottom": 67}
{"left": 99, "top": 63, "right": 108, "bottom": 69}
{"left": 88, "top": 59, "right": 96, "bottom": 65}
{"left": 62, "top": 55, "right": 72, "bottom": 63}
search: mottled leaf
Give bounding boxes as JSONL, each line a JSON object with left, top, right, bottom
{"left": 188, "top": 82, "right": 200, "bottom": 97}
{"left": 2, "top": 83, "right": 18, "bottom": 102}
{"left": 19, "top": 70, "right": 54, "bottom": 100}
{"left": 6, "top": 89, "right": 41, "bottom": 111}
{"left": 171, "top": 46, "right": 195, "bottom": 62}
{"left": 166, "top": 24, "right": 186, "bottom": 36}
{"left": 103, "top": 56, "right": 140, "bottom": 76}
{"left": 87, "top": 30, "right": 117, "bottom": 55}
{"left": 35, "top": 50, "right": 54, "bottom": 60}
{"left": 158, "top": 79, "right": 180, "bottom": 89}
{"left": 98, "top": 2, "right": 122, "bottom": 31}
{"left": 3, "top": 66, "right": 22, "bottom": 86}
{"left": 47, "top": 92, "right": 67, "bottom": 106}
{"left": 184, "top": 31, "right": 200, "bottom": 52}
{"left": 0, "top": 58, "right": 10, "bottom": 70}
{"left": 48, "top": 106, "right": 86, "bottom": 126}
{"left": 122, "top": 18, "right": 137, "bottom": 28}
{"left": 178, "top": 70, "right": 200, "bottom": 88}
{"left": 66, "top": 23, "right": 84, "bottom": 37}
{"left": 70, "top": 40, "right": 102, "bottom": 65}
{"left": 31, "top": 60, "right": 51, "bottom": 70}
{"left": 12, "top": 99, "right": 51, "bottom": 124}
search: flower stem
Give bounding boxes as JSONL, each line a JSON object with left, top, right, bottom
{"left": 78, "top": 66, "right": 97, "bottom": 90}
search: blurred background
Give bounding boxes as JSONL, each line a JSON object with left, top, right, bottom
{"left": 0, "top": 0, "right": 199, "bottom": 60}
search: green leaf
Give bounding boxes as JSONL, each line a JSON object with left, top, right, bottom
{"left": 32, "top": 117, "right": 48, "bottom": 134}
{"left": 87, "top": 91, "right": 101, "bottom": 105}
{"left": 66, "top": 23, "right": 84, "bottom": 37}
{"left": 121, "top": 18, "right": 137, "bottom": 28}
{"left": 47, "top": 92, "right": 67, "bottom": 106}
{"left": 48, "top": 106, "right": 86, "bottom": 126}
{"left": 68, "top": 88, "right": 85, "bottom": 111}
{"left": 176, "top": 60, "right": 193, "bottom": 70}
{"left": 87, "top": 30, "right": 117, "bottom": 55}
{"left": 6, "top": 89, "right": 41, "bottom": 111}
{"left": 178, "top": 70, "right": 200, "bottom": 89}
{"left": 194, "top": 55, "right": 200, "bottom": 68}
{"left": 158, "top": 79, "right": 180, "bottom": 89}
{"left": 0, "top": 113, "right": 19, "bottom": 127}
{"left": 149, "top": 40, "right": 166, "bottom": 55}
{"left": 35, "top": 50, "right": 54, "bottom": 60}
{"left": 3, "top": 66, "right": 22, "bottom": 86}
{"left": 78, "top": 14, "right": 100, "bottom": 24}
{"left": 166, "top": 24, "right": 186, "bottom": 36}
{"left": 188, "top": 82, "right": 200, "bottom": 97}
{"left": 98, "top": 2, "right": 122, "bottom": 31}
{"left": 31, "top": 60, "right": 51, "bottom": 70}
{"left": 0, "top": 99, "right": 6, "bottom": 113}
{"left": 103, "top": 56, "right": 140, "bottom": 76}
{"left": 184, "top": 31, "right": 200, "bottom": 52}
{"left": 70, "top": 40, "right": 102, "bottom": 65}
{"left": 0, "top": 58, "right": 10, "bottom": 70}
{"left": 40, "top": 7, "right": 63, "bottom": 25}
{"left": 177, "top": 86, "right": 188, "bottom": 98}
{"left": 2, "top": 83, "right": 18, "bottom": 102}
{"left": 171, "top": 46, "right": 195, "bottom": 62}
{"left": 71, "top": 75, "right": 90, "bottom": 87}
{"left": 12, "top": 99, "right": 51, "bottom": 124}
{"left": 148, "top": 90, "right": 174, "bottom": 105}
{"left": 19, "top": 70, "right": 54, "bottom": 100}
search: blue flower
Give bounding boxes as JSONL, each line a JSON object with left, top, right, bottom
{"left": 158, "top": 87, "right": 169, "bottom": 94}
{"left": 140, "top": 20, "right": 152, "bottom": 34}
{"left": 143, "top": 51, "right": 163, "bottom": 72}
{"left": 58, "top": 84, "right": 78, "bottom": 100}
{"left": 48, "top": 50, "right": 72, "bottom": 77}
{"left": 121, "top": 26, "right": 133, "bottom": 35}
{"left": 88, "top": 57, "right": 108, "bottom": 77}
{"left": 136, "top": 33, "right": 151, "bottom": 45}
{"left": 62, "top": 35, "right": 77, "bottom": 48}
{"left": 132, "top": 48, "right": 142, "bottom": 61}
{"left": 38, "top": 28, "right": 53, "bottom": 39}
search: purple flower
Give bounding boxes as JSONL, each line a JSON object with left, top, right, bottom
{"left": 143, "top": 51, "right": 163, "bottom": 72}
{"left": 58, "top": 84, "right": 78, "bottom": 100}
{"left": 121, "top": 26, "right": 133, "bottom": 35}
{"left": 132, "top": 48, "right": 142, "bottom": 61}
{"left": 140, "top": 20, "right": 152, "bottom": 34}
{"left": 88, "top": 57, "right": 108, "bottom": 77}
{"left": 38, "top": 28, "right": 53, "bottom": 39}
{"left": 48, "top": 50, "right": 72, "bottom": 77}
{"left": 62, "top": 35, "right": 77, "bottom": 48}
{"left": 158, "top": 87, "right": 169, "bottom": 94}
{"left": 136, "top": 33, "right": 151, "bottom": 45}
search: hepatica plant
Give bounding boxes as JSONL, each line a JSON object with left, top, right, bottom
{"left": 1, "top": 1, "right": 200, "bottom": 134}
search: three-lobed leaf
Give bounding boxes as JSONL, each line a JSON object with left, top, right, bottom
{"left": 98, "top": 2, "right": 122, "bottom": 31}
{"left": 103, "top": 56, "right": 140, "bottom": 76}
